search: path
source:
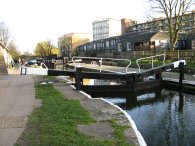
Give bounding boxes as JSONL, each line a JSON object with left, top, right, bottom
{"left": 0, "top": 68, "right": 35, "bottom": 146}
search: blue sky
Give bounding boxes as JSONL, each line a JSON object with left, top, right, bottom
{"left": 0, "top": 0, "right": 150, "bottom": 53}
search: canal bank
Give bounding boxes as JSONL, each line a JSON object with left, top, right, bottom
{"left": 84, "top": 71, "right": 195, "bottom": 146}
{"left": 30, "top": 75, "right": 146, "bottom": 146}
{"left": 54, "top": 76, "right": 146, "bottom": 146}
{"left": 53, "top": 71, "right": 195, "bottom": 146}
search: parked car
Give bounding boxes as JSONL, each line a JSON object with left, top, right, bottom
{"left": 26, "top": 59, "right": 37, "bottom": 66}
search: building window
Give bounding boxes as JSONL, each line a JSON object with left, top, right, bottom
{"left": 106, "top": 41, "right": 109, "bottom": 48}
{"left": 127, "top": 42, "right": 132, "bottom": 51}
{"left": 118, "top": 43, "right": 122, "bottom": 52}
{"left": 110, "top": 40, "right": 113, "bottom": 46}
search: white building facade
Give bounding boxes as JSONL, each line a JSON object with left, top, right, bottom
{"left": 92, "top": 18, "right": 121, "bottom": 41}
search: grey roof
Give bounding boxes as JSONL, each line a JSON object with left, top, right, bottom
{"left": 121, "top": 31, "right": 169, "bottom": 42}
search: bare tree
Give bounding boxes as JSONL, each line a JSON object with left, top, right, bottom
{"left": 7, "top": 41, "right": 21, "bottom": 60}
{"left": 0, "top": 22, "right": 9, "bottom": 47}
{"left": 148, "top": 0, "right": 194, "bottom": 50}
{"left": 58, "top": 35, "right": 71, "bottom": 57}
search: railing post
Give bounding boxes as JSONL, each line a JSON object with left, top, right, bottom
{"left": 179, "top": 62, "right": 184, "bottom": 90}
{"left": 75, "top": 67, "right": 83, "bottom": 90}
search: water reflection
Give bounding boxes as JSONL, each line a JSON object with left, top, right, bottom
{"left": 69, "top": 77, "right": 195, "bottom": 146}
{"left": 89, "top": 87, "right": 195, "bottom": 146}
{"left": 178, "top": 91, "right": 184, "bottom": 112}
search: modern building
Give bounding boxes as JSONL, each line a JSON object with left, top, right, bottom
{"left": 58, "top": 33, "right": 89, "bottom": 58}
{"left": 92, "top": 18, "right": 122, "bottom": 41}
{"left": 129, "top": 10, "right": 195, "bottom": 34}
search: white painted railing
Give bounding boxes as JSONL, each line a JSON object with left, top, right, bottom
{"left": 136, "top": 54, "right": 166, "bottom": 73}
{"left": 72, "top": 56, "right": 131, "bottom": 73}
{"left": 21, "top": 62, "right": 48, "bottom": 75}
{"left": 40, "top": 62, "right": 48, "bottom": 69}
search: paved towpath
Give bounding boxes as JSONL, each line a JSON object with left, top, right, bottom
{"left": 0, "top": 68, "right": 35, "bottom": 146}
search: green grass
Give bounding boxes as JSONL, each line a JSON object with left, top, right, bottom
{"left": 15, "top": 84, "right": 133, "bottom": 146}
{"left": 186, "top": 62, "right": 195, "bottom": 68}
{"left": 111, "top": 120, "right": 132, "bottom": 146}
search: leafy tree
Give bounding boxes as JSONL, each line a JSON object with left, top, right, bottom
{"left": 35, "top": 41, "right": 60, "bottom": 56}
{"left": 148, "top": 0, "right": 194, "bottom": 50}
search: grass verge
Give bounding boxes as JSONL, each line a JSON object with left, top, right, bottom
{"left": 15, "top": 83, "right": 132, "bottom": 146}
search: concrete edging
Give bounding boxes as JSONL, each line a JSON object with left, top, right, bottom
{"left": 61, "top": 77, "right": 147, "bottom": 146}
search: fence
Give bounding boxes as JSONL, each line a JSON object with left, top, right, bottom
{"left": 118, "top": 50, "right": 195, "bottom": 62}
{"left": 80, "top": 50, "right": 195, "bottom": 62}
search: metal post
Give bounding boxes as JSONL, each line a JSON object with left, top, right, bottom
{"left": 20, "top": 67, "right": 22, "bottom": 75}
{"left": 75, "top": 67, "right": 82, "bottom": 90}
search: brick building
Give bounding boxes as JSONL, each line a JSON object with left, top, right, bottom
{"left": 58, "top": 33, "right": 89, "bottom": 58}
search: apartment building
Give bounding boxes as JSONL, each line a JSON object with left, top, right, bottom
{"left": 121, "top": 18, "right": 137, "bottom": 34}
{"left": 92, "top": 18, "right": 122, "bottom": 41}
{"left": 58, "top": 33, "right": 89, "bottom": 58}
{"left": 129, "top": 10, "right": 195, "bottom": 34}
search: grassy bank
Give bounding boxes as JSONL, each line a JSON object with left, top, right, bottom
{"left": 15, "top": 83, "right": 132, "bottom": 146}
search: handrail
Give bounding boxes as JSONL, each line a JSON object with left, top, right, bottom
{"left": 136, "top": 54, "right": 165, "bottom": 73}
{"left": 41, "top": 62, "right": 48, "bottom": 69}
{"left": 72, "top": 56, "right": 101, "bottom": 71}
{"left": 72, "top": 56, "right": 131, "bottom": 73}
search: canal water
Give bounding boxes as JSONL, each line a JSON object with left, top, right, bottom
{"left": 86, "top": 80, "right": 195, "bottom": 146}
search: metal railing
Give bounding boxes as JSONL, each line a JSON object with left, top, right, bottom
{"left": 72, "top": 56, "right": 131, "bottom": 73}
{"left": 136, "top": 54, "right": 166, "bottom": 73}
{"left": 40, "top": 62, "right": 48, "bottom": 69}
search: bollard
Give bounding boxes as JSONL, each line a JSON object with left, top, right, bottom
{"left": 75, "top": 67, "right": 83, "bottom": 90}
